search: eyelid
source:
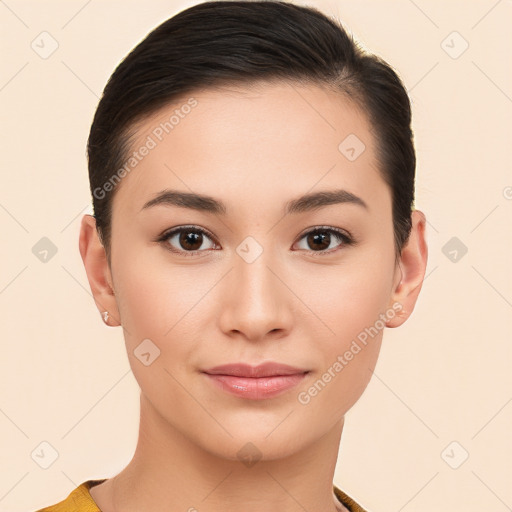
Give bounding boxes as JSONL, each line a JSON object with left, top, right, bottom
{"left": 159, "top": 224, "right": 216, "bottom": 241}
{"left": 296, "top": 225, "right": 352, "bottom": 241}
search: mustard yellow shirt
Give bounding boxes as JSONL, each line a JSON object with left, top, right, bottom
{"left": 34, "top": 479, "right": 369, "bottom": 511}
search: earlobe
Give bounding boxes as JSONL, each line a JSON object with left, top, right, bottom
{"left": 79, "top": 214, "right": 121, "bottom": 327}
{"left": 386, "top": 209, "right": 428, "bottom": 328}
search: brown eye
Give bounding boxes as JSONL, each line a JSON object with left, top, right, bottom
{"left": 178, "top": 230, "right": 204, "bottom": 250}
{"left": 306, "top": 231, "right": 330, "bottom": 251}
{"left": 160, "top": 226, "right": 217, "bottom": 255}
{"left": 294, "top": 227, "right": 353, "bottom": 254}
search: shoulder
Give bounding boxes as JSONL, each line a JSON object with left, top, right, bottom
{"left": 333, "top": 484, "right": 371, "bottom": 512}
{"left": 33, "top": 479, "right": 106, "bottom": 512}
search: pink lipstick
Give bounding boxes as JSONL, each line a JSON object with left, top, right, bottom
{"left": 202, "top": 362, "right": 309, "bottom": 400}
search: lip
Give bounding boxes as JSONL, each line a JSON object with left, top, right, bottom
{"left": 202, "top": 362, "right": 309, "bottom": 400}
{"left": 204, "top": 362, "right": 309, "bottom": 378}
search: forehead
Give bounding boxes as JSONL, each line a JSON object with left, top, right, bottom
{"left": 111, "top": 81, "right": 388, "bottom": 219}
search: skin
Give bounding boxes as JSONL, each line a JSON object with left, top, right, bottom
{"left": 79, "top": 81, "right": 428, "bottom": 512}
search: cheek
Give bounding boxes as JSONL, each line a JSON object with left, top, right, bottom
{"left": 112, "top": 260, "right": 202, "bottom": 414}
{"left": 297, "top": 336, "right": 382, "bottom": 431}
{"left": 293, "top": 254, "right": 392, "bottom": 417}
{"left": 112, "top": 243, "right": 201, "bottom": 337}
{"left": 295, "top": 267, "right": 389, "bottom": 423}
{"left": 111, "top": 248, "right": 214, "bottom": 384}
{"left": 304, "top": 254, "right": 394, "bottom": 347}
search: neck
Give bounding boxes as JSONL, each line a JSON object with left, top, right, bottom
{"left": 97, "top": 393, "right": 348, "bottom": 512}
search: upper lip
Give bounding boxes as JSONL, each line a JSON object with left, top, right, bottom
{"left": 203, "top": 362, "right": 309, "bottom": 378}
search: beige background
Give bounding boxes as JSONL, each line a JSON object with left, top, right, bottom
{"left": 1, "top": 0, "right": 511, "bottom": 510}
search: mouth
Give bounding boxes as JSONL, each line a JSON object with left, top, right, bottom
{"left": 202, "top": 362, "right": 310, "bottom": 400}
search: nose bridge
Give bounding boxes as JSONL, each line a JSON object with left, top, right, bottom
{"left": 236, "top": 241, "right": 280, "bottom": 312}
{"left": 219, "top": 240, "right": 291, "bottom": 339}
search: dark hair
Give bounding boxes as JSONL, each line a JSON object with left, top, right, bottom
{"left": 87, "top": 0, "right": 415, "bottom": 264}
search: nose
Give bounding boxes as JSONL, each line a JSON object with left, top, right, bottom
{"left": 217, "top": 250, "right": 294, "bottom": 342}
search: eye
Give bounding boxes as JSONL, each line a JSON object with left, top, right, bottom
{"left": 293, "top": 226, "right": 354, "bottom": 255}
{"left": 157, "top": 225, "right": 218, "bottom": 256}
{"left": 156, "top": 225, "right": 355, "bottom": 257}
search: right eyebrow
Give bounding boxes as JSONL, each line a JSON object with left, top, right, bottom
{"left": 141, "top": 189, "right": 227, "bottom": 215}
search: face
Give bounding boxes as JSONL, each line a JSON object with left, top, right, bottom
{"left": 97, "top": 81, "right": 405, "bottom": 461}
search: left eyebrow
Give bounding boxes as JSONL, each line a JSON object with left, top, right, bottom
{"left": 140, "top": 188, "right": 368, "bottom": 215}
{"left": 284, "top": 189, "right": 368, "bottom": 214}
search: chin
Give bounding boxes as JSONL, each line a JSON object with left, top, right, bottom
{"left": 191, "top": 420, "right": 316, "bottom": 463}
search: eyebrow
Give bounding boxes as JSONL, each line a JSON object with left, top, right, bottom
{"left": 140, "top": 188, "right": 368, "bottom": 215}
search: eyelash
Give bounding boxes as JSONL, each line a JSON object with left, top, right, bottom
{"left": 156, "top": 225, "right": 355, "bottom": 258}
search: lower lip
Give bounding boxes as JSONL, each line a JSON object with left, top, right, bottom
{"left": 204, "top": 372, "right": 308, "bottom": 400}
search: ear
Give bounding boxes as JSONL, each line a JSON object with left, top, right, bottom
{"left": 78, "top": 214, "right": 121, "bottom": 326}
{"left": 386, "top": 209, "right": 428, "bottom": 328}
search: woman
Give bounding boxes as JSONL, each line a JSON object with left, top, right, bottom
{"left": 36, "top": 0, "right": 427, "bottom": 510}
